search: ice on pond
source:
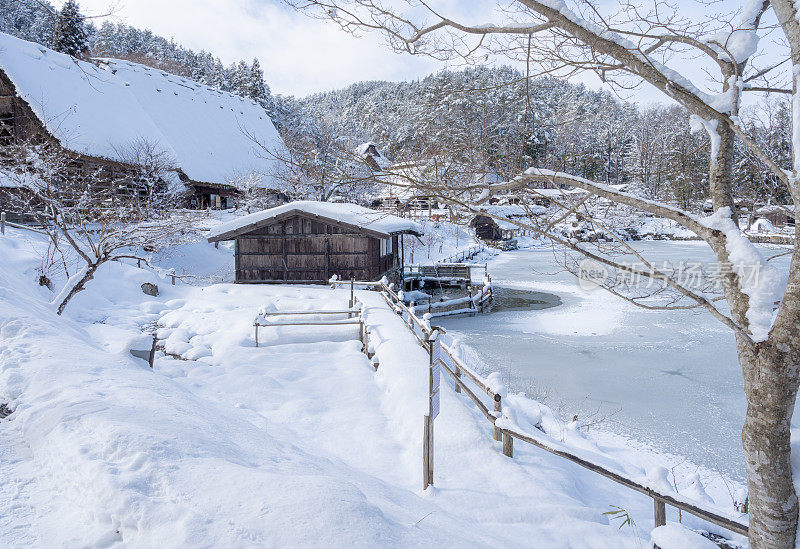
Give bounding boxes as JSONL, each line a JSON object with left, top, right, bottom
{"left": 438, "top": 241, "right": 793, "bottom": 481}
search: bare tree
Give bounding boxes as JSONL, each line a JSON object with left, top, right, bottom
{"left": 251, "top": 117, "right": 382, "bottom": 202}
{"left": 1, "top": 138, "right": 198, "bottom": 314}
{"left": 287, "top": 0, "right": 800, "bottom": 546}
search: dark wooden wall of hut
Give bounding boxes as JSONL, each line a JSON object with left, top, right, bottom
{"left": 472, "top": 215, "right": 502, "bottom": 241}
{"left": 0, "top": 70, "right": 44, "bottom": 146}
{"left": 234, "top": 213, "right": 399, "bottom": 283}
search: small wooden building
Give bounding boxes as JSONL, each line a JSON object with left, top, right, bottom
{"left": 207, "top": 201, "right": 422, "bottom": 283}
{"left": 470, "top": 204, "right": 545, "bottom": 241}
{"left": 470, "top": 214, "right": 503, "bottom": 241}
{"left": 755, "top": 205, "right": 796, "bottom": 228}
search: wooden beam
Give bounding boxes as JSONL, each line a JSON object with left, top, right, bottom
{"left": 259, "top": 309, "right": 360, "bottom": 315}
{"left": 254, "top": 320, "right": 361, "bottom": 327}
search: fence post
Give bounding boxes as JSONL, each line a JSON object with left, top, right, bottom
{"left": 349, "top": 277, "right": 355, "bottom": 313}
{"left": 254, "top": 323, "right": 259, "bottom": 348}
{"left": 654, "top": 498, "right": 666, "bottom": 528}
{"left": 502, "top": 431, "right": 513, "bottom": 458}
{"left": 423, "top": 414, "right": 432, "bottom": 490}
{"left": 0, "top": 211, "right": 5, "bottom": 235}
{"left": 454, "top": 364, "right": 462, "bottom": 393}
{"left": 423, "top": 329, "right": 440, "bottom": 489}
{"left": 171, "top": 274, "right": 176, "bottom": 285}
{"left": 493, "top": 393, "right": 502, "bottom": 441}
{"left": 359, "top": 316, "right": 366, "bottom": 354}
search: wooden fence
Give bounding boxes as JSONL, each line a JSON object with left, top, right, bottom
{"left": 376, "top": 283, "right": 749, "bottom": 539}
{"left": 407, "top": 284, "right": 493, "bottom": 317}
{"left": 437, "top": 245, "right": 486, "bottom": 264}
{"left": 253, "top": 305, "right": 368, "bottom": 357}
{"left": 0, "top": 211, "right": 47, "bottom": 235}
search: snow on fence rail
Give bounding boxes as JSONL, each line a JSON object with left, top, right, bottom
{"left": 400, "top": 283, "right": 492, "bottom": 318}
{"left": 437, "top": 244, "right": 486, "bottom": 264}
{"left": 375, "top": 283, "right": 750, "bottom": 539}
{"left": 0, "top": 212, "right": 47, "bottom": 235}
{"left": 253, "top": 305, "right": 368, "bottom": 353}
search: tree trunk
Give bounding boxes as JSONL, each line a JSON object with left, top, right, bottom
{"left": 707, "top": 116, "right": 736, "bottom": 215}
{"left": 738, "top": 338, "right": 800, "bottom": 548}
{"left": 55, "top": 260, "right": 101, "bottom": 315}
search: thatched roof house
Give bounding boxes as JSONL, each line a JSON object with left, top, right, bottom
{"left": 0, "top": 30, "right": 284, "bottom": 209}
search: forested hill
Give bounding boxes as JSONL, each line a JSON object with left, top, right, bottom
{"left": 281, "top": 66, "right": 710, "bottom": 201}
{"left": 298, "top": 66, "right": 615, "bottom": 160}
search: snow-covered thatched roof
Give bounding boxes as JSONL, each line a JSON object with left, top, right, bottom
{"left": 207, "top": 200, "right": 423, "bottom": 242}
{"left": 0, "top": 31, "right": 283, "bottom": 185}
{"left": 355, "top": 142, "right": 392, "bottom": 170}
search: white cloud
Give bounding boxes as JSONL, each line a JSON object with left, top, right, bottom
{"left": 76, "top": 0, "right": 442, "bottom": 96}
{"left": 71, "top": 0, "right": 788, "bottom": 107}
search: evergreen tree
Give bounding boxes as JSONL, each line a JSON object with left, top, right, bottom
{"left": 53, "top": 0, "right": 88, "bottom": 57}
{"left": 247, "top": 59, "right": 269, "bottom": 102}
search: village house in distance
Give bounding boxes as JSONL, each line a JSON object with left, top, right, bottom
{"left": 0, "top": 30, "right": 284, "bottom": 212}
{"left": 207, "top": 201, "right": 422, "bottom": 283}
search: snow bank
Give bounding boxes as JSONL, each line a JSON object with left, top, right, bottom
{"left": 751, "top": 217, "right": 776, "bottom": 233}
{"left": 651, "top": 523, "right": 718, "bottom": 549}
{"left": 0, "top": 240, "right": 486, "bottom": 546}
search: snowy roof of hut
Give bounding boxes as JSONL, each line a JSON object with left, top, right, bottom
{"left": 207, "top": 200, "right": 424, "bottom": 241}
{"left": 0, "top": 31, "right": 283, "bottom": 185}
{"left": 755, "top": 204, "right": 794, "bottom": 216}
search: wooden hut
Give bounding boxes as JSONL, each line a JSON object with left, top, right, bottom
{"left": 470, "top": 214, "right": 503, "bottom": 241}
{"left": 470, "top": 204, "right": 546, "bottom": 241}
{"left": 207, "top": 201, "right": 423, "bottom": 283}
{"left": 755, "top": 205, "right": 796, "bottom": 228}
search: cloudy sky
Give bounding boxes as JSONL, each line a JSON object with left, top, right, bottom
{"left": 72, "top": 0, "right": 783, "bottom": 104}
{"left": 75, "top": 0, "right": 446, "bottom": 96}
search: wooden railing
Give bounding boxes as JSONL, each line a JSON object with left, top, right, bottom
{"left": 376, "top": 285, "right": 750, "bottom": 539}
{"left": 437, "top": 245, "right": 486, "bottom": 264}
{"left": 407, "top": 283, "right": 493, "bottom": 317}
{"left": 253, "top": 306, "right": 367, "bottom": 354}
{"left": 0, "top": 211, "right": 47, "bottom": 235}
{"left": 380, "top": 284, "right": 433, "bottom": 350}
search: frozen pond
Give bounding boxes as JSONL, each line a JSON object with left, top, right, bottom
{"left": 438, "top": 241, "right": 792, "bottom": 482}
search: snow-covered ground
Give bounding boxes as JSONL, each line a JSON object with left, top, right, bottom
{"left": 0, "top": 223, "right": 748, "bottom": 548}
